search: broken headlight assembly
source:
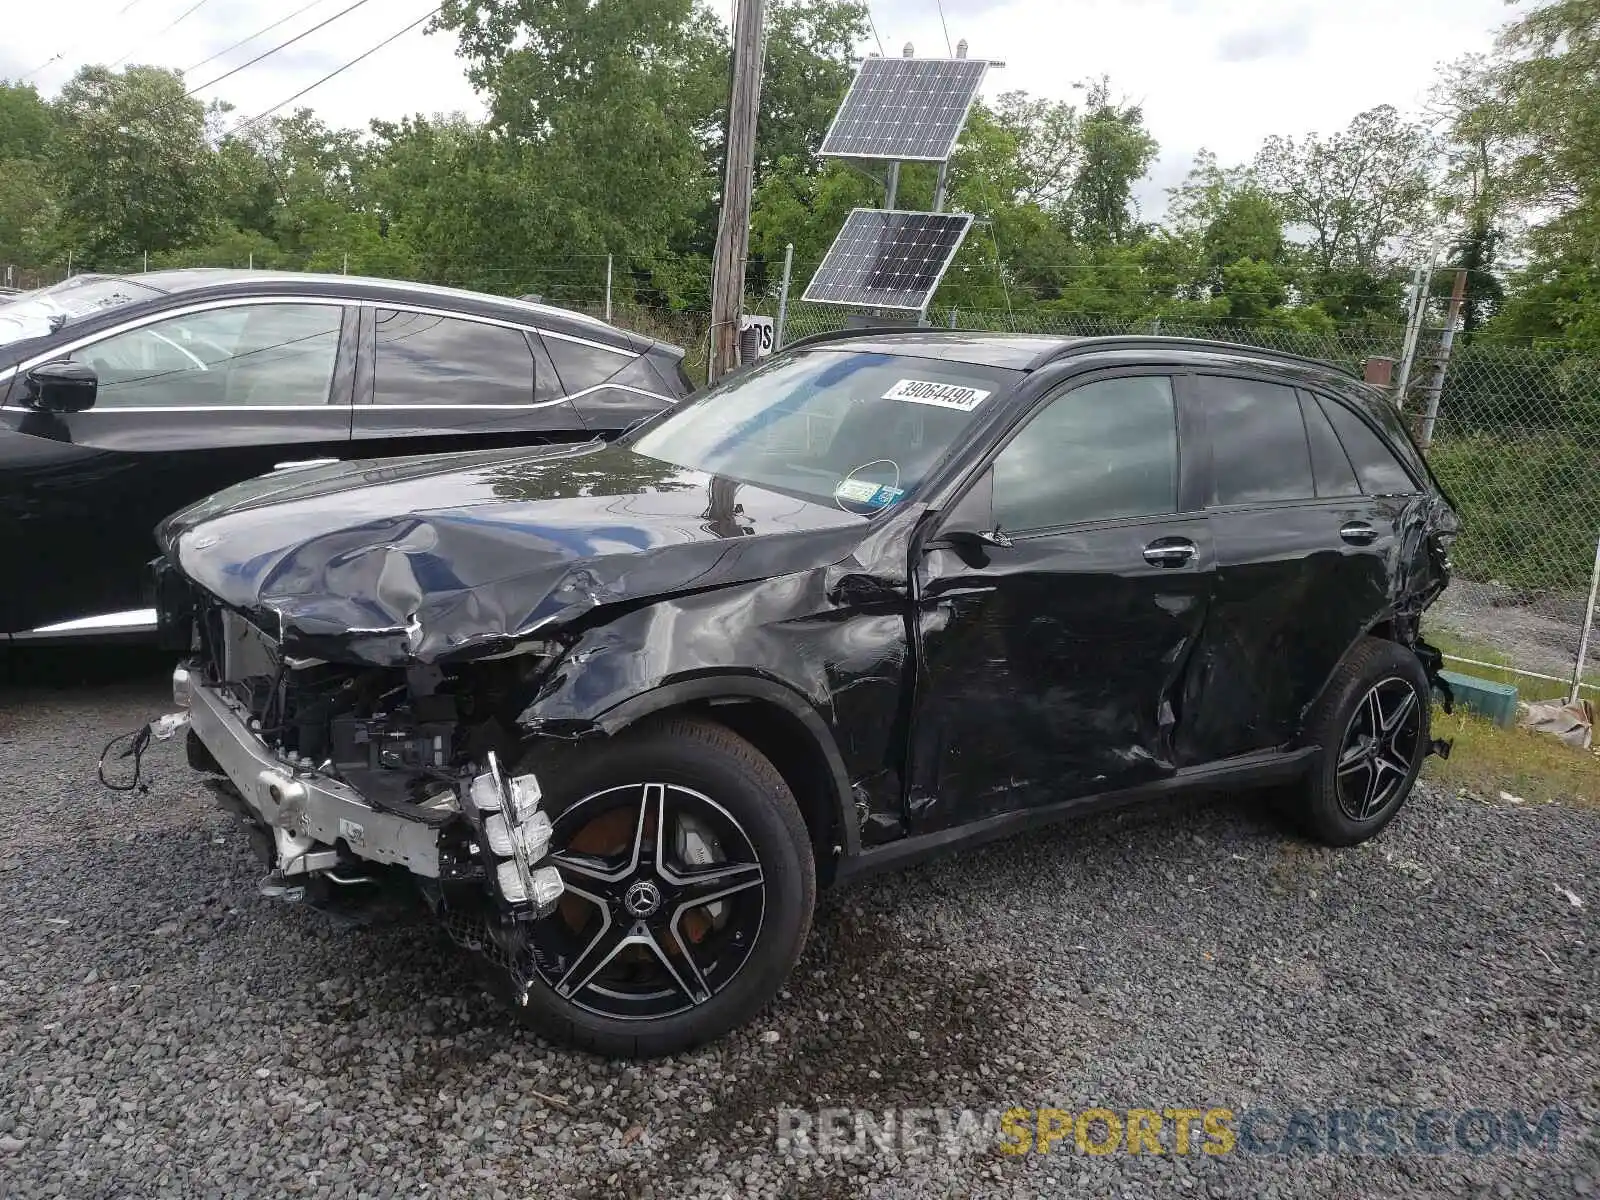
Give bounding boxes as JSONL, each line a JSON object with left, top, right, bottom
{"left": 462, "top": 751, "right": 564, "bottom": 918}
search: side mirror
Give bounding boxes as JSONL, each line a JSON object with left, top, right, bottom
{"left": 27, "top": 360, "right": 98, "bottom": 413}
{"left": 933, "top": 466, "right": 1013, "bottom": 554}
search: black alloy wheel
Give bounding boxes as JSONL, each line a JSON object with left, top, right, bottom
{"left": 503, "top": 715, "right": 814, "bottom": 1058}
{"left": 1297, "top": 636, "right": 1432, "bottom": 847}
{"left": 536, "top": 782, "right": 768, "bottom": 1020}
{"left": 1333, "top": 677, "right": 1423, "bottom": 822}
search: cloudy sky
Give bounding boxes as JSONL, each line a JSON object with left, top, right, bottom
{"left": 4, "top": 0, "right": 1516, "bottom": 214}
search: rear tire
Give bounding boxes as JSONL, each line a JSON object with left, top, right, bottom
{"left": 1296, "top": 636, "right": 1431, "bottom": 847}
{"left": 501, "top": 715, "right": 814, "bottom": 1058}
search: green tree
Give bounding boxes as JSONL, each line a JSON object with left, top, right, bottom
{"left": 0, "top": 82, "right": 60, "bottom": 267}
{"left": 438, "top": 0, "right": 725, "bottom": 289}
{"left": 1067, "top": 78, "right": 1158, "bottom": 244}
{"left": 1463, "top": 0, "right": 1600, "bottom": 347}
{"left": 756, "top": 0, "right": 869, "bottom": 182}
{"left": 0, "top": 81, "right": 56, "bottom": 160}
{"left": 1254, "top": 104, "right": 1437, "bottom": 276}
{"left": 51, "top": 65, "right": 214, "bottom": 264}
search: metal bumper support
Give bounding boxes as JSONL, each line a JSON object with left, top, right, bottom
{"left": 187, "top": 678, "right": 443, "bottom": 878}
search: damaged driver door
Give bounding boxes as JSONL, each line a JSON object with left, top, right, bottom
{"left": 907, "top": 371, "right": 1213, "bottom": 833}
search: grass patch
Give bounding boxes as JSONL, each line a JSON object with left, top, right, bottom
{"left": 1425, "top": 703, "right": 1599, "bottom": 807}
{"left": 1421, "top": 624, "right": 1576, "bottom": 702}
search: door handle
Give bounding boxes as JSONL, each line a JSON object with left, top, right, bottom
{"left": 1340, "top": 522, "right": 1380, "bottom": 546}
{"left": 273, "top": 458, "right": 340, "bottom": 471}
{"left": 1143, "top": 538, "right": 1197, "bottom": 568}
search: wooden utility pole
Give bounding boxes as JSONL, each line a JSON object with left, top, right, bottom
{"left": 708, "top": 0, "right": 766, "bottom": 384}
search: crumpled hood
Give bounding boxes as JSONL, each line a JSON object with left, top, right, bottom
{"left": 157, "top": 441, "right": 868, "bottom": 665}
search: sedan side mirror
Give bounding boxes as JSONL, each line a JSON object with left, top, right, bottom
{"left": 26, "top": 360, "right": 98, "bottom": 413}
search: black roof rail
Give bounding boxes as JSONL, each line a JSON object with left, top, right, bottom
{"left": 773, "top": 327, "right": 1360, "bottom": 381}
{"left": 779, "top": 325, "right": 934, "bottom": 353}
{"left": 1034, "top": 335, "right": 1359, "bottom": 379}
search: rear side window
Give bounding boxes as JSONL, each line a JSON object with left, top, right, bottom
{"left": 544, "top": 334, "right": 632, "bottom": 393}
{"left": 1299, "top": 390, "right": 1361, "bottom": 498}
{"left": 992, "top": 375, "right": 1178, "bottom": 531}
{"left": 1317, "top": 396, "right": 1418, "bottom": 495}
{"left": 1195, "top": 376, "right": 1314, "bottom": 505}
{"left": 373, "top": 310, "right": 534, "bottom": 405}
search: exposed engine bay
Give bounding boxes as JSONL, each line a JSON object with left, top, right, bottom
{"left": 183, "top": 601, "right": 571, "bottom": 987}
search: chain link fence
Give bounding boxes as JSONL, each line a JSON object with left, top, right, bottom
{"left": 1403, "top": 345, "right": 1600, "bottom": 700}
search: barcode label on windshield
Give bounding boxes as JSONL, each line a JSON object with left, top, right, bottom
{"left": 883, "top": 379, "right": 991, "bottom": 411}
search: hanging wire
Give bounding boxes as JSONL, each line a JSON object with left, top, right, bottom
{"left": 184, "top": 0, "right": 330, "bottom": 76}
{"left": 934, "top": 0, "right": 954, "bottom": 56}
{"left": 865, "top": 4, "right": 885, "bottom": 56}
{"left": 228, "top": 6, "right": 441, "bottom": 136}
{"left": 186, "top": 0, "right": 373, "bottom": 96}
{"left": 111, "top": 0, "right": 221, "bottom": 68}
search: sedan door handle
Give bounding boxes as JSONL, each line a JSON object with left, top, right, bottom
{"left": 1143, "top": 537, "right": 1198, "bottom": 568}
{"left": 273, "top": 458, "right": 340, "bottom": 471}
{"left": 1340, "top": 522, "right": 1380, "bottom": 546}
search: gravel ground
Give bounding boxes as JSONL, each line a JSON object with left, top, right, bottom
{"left": 1, "top": 653, "right": 1597, "bottom": 1199}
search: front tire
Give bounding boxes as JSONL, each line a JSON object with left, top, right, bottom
{"left": 1296, "top": 636, "right": 1431, "bottom": 847}
{"left": 505, "top": 715, "right": 814, "bottom": 1058}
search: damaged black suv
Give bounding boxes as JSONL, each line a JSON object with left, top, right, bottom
{"left": 156, "top": 331, "right": 1458, "bottom": 1057}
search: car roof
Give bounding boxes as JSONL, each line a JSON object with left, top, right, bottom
{"left": 783, "top": 331, "right": 1074, "bottom": 370}
{"left": 785, "top": 327, "right": 1360, "bottom": 381}
{"left": 115, "top": 268, "right": 650, "bottom": 350}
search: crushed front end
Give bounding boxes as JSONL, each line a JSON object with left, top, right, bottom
{"left": 165, "top": 574, "right": 568, "bottom": 993}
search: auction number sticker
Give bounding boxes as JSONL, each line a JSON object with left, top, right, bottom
{"left": 883, "top": 378, "right": 992, "bottom": 412}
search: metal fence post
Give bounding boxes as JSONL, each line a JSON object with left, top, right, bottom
{"left": 1395, "top": 252, "right": 1438, "bottom": 408}
{"left": 1572, "top": 532, "right": 1600, "bottom": 705}
{"left": 1418, "top": 269, "right": 1467, "bottom": 451}
{"left": 774, "top": 243, "right": 793, "bottom": 347}
{"left": 605, "top": 254, "right": 614, "bottom": 323}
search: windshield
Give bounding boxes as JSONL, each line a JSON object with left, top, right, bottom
{"left": 0, "top": 275, "right": 164, "bottom": 349}
{"left": 630, "top": 349, "right": 1021, "bottom": 511}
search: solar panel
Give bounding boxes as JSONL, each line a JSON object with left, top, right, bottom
{"left": 820, "top": 56, "right": 989, "bottom": 162}
{"left": 802, "top": 209, "right": 974, "bottom": 311}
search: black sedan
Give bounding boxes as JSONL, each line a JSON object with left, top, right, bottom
{"left": 0, "top": 270, "right": 691, "bottom": 643}
{"left": 159, "top": 329, "right": 1459, "bottom": 1056}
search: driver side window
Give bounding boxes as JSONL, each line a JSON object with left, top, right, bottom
{"left": 992, "top": 375, "right": 1178, "bottom": 532}
{"left": 71, "top": 303, "right": 343, "bottom": 408}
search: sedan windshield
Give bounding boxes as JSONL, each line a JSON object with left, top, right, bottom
{"left": 630, "top": 349, "right": 1022, "bottom": 510}
{"left": 0, "top": 275, "right": 164, "bottom": 349}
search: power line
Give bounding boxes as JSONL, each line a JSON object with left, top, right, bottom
{"left": 865, "top": 6, "right": 885, "bottom": 57}
{"left": 184, "top": 0, "right": 330, "bottom": 76}
{"left": 933, "top": 0, "right": 953, "bottom": 56}
{"left": 111, "top": 0, "right": 222, "bottom": 68}
{"left": 186, "top": 0, "right": 373, "bottom": 96}
{"left": 19, "top": 54, "right": 63, "bottom": 83}
{"left": 230, "top": 5, "right": 442, "bottom": 136}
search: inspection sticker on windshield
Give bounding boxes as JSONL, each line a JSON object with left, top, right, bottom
{"left": 834, "top": 480, "right": 905, "bottom": 508}
{"left": 883, "top": 379, "right": 992, "bottom": 411}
